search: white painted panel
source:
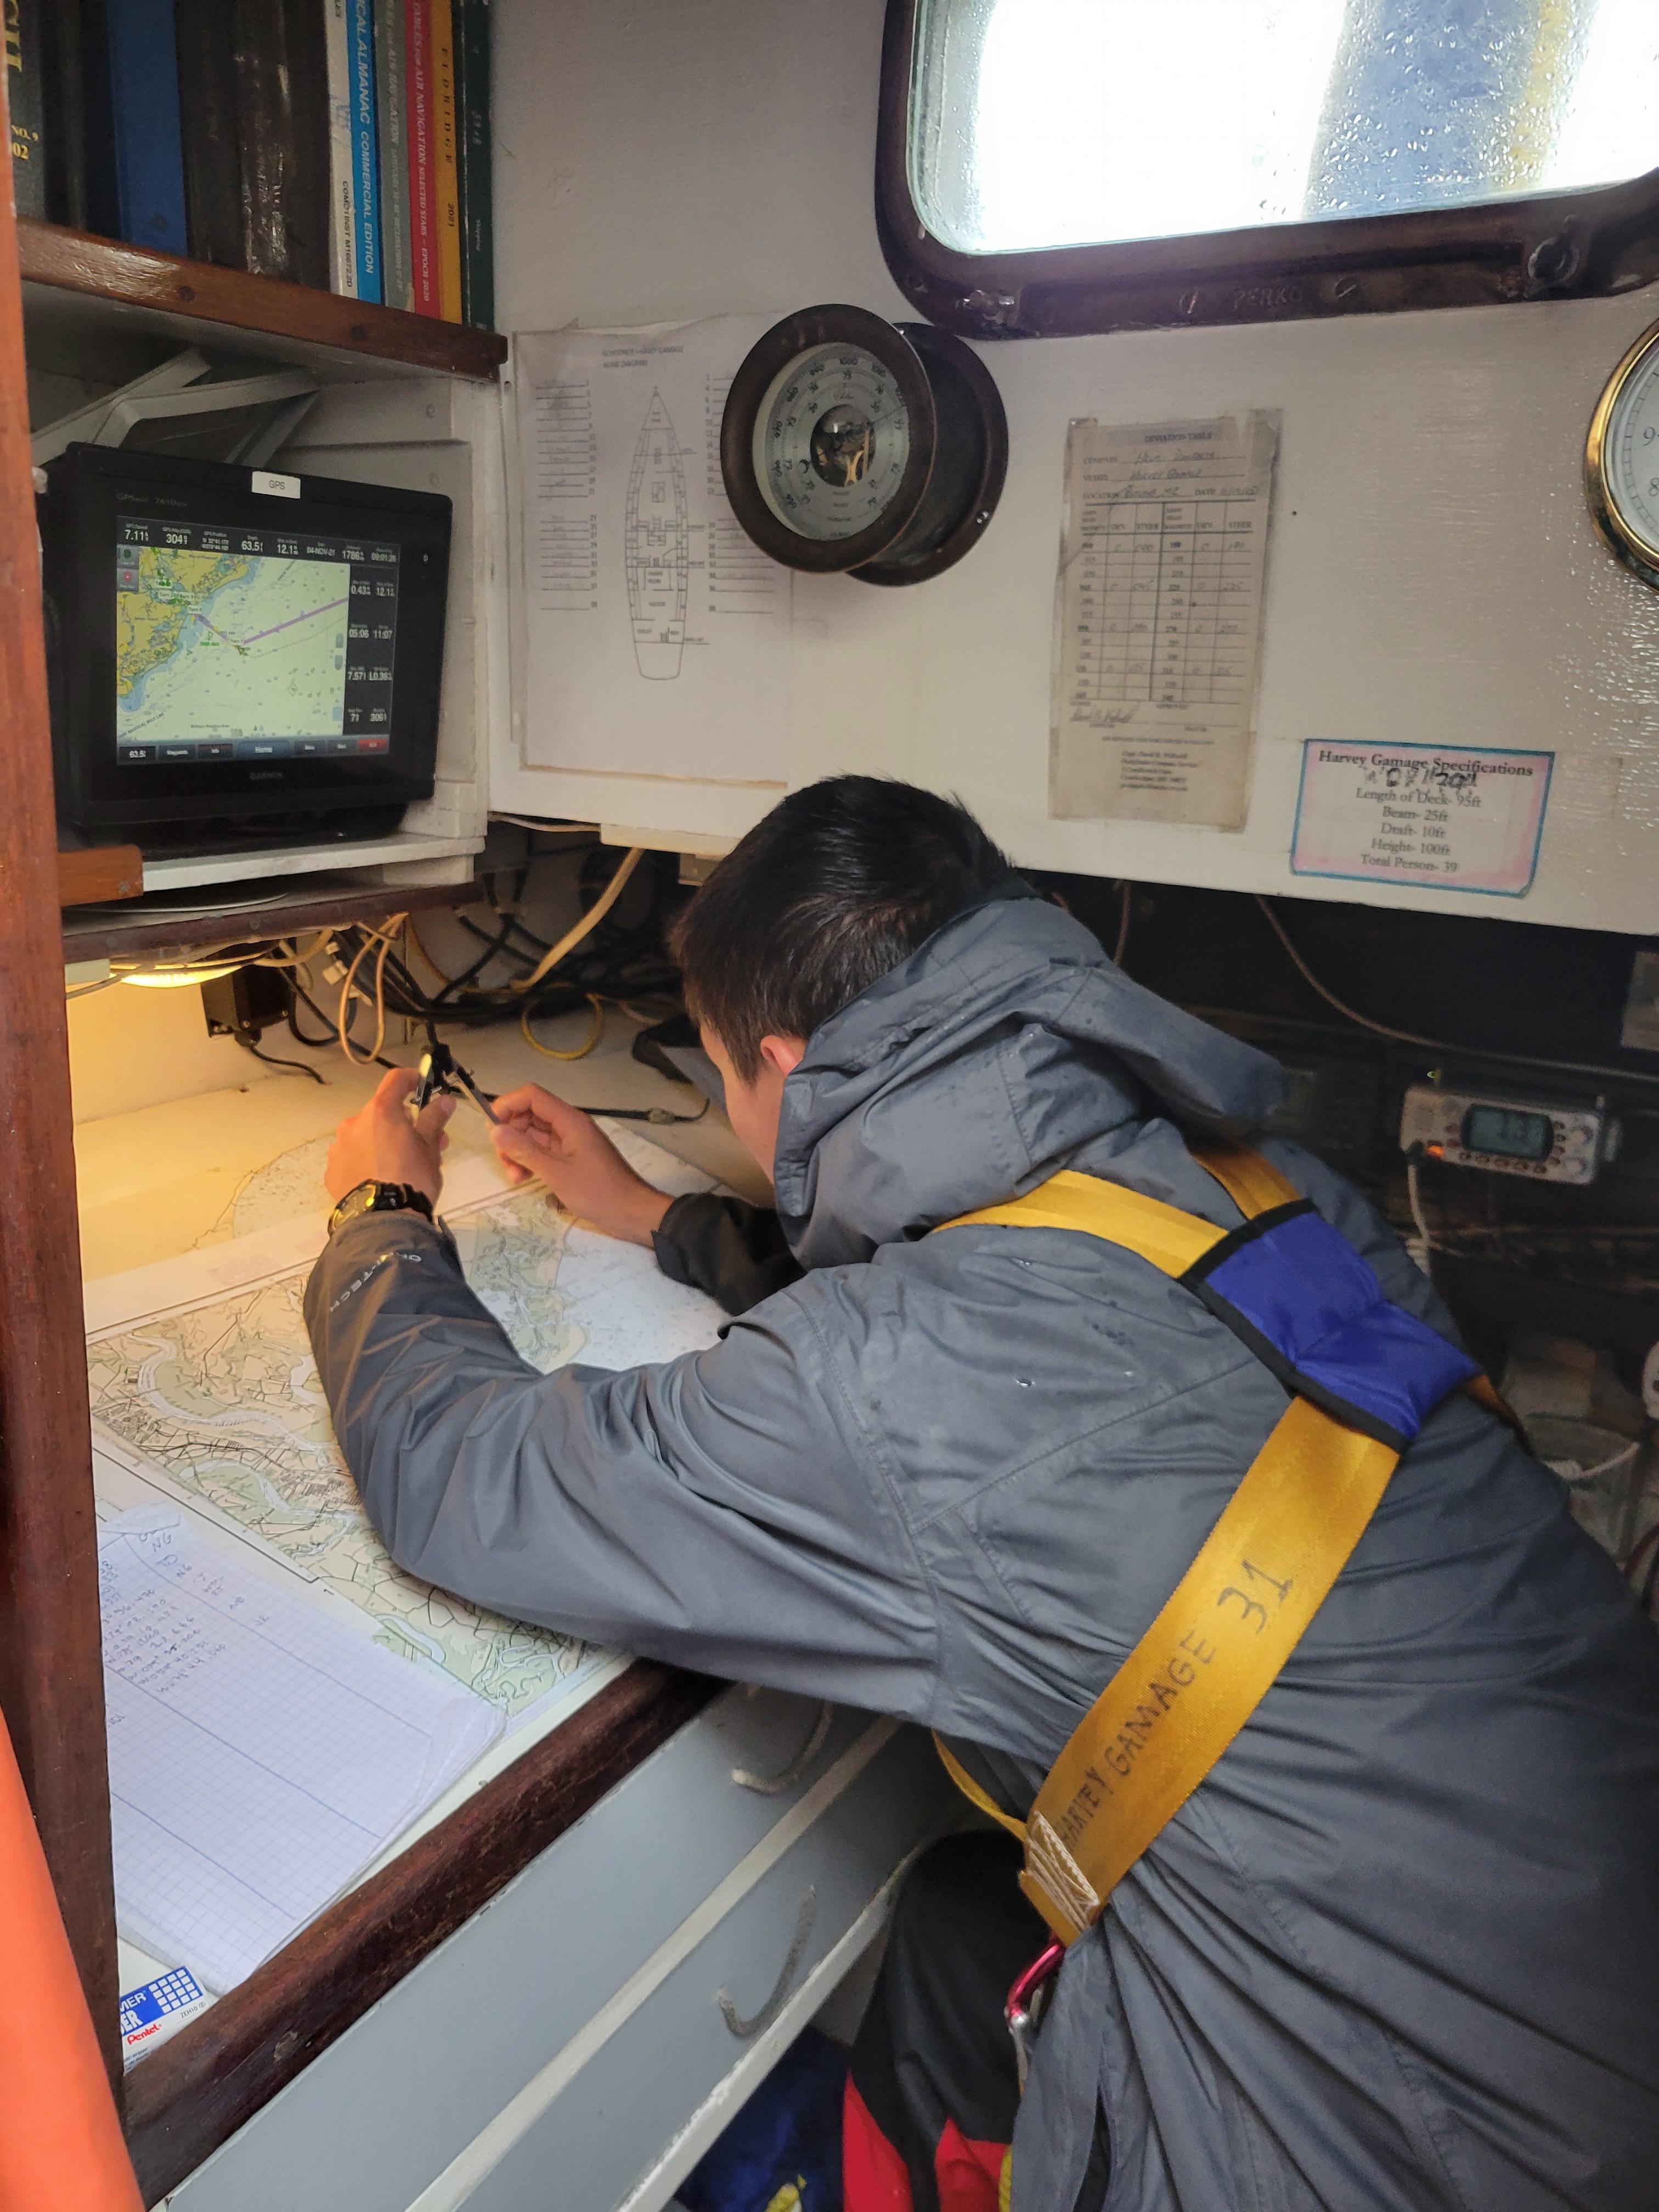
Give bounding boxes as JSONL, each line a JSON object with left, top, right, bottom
{"left": 494, "top": 0, "right": 1659, "bottom": 932}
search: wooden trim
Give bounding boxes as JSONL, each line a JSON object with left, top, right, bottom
{"left": 19, "top": 222, "right": 507, "bottom": 381}
{"left": 876, "top": 0, "right": 1659, "bottom": 340}
{"left": 59, "top": 847, "right": 144, "bottom": 907}
{"left": 61, "top": 875, "right": 478, "bottom": 963}
{"left": 124, "top": 1663, "right": 720, "bottom": 2204}
{"left": 0, "top": 140, "right": 122, "bottom": 2074}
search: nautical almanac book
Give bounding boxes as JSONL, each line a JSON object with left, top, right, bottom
{"left": 7, "top": 0, "right": 48, "bottom": 221}
{"left": 429, "top": 0, "right": 462, "bottom": 323}
{"left": 324, "top": 0, "right": 358, "bottom": 295}
{"left": 405, "top": 0, "right": 438, "bottom": 316}
{"left": 346, "top": 0, "right": 381, "bottom": 302}
{"left": 373, "top": 0, "right": 412, "bottom": 310}
{"left": 455, "top": 0, "right": 493, "bottom": 330}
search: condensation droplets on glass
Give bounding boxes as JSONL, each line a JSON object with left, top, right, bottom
{"left": 910, "top": 0, "right": 1659, "bottom": 256}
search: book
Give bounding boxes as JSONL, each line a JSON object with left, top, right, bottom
{"left": 346, "top": 0, "right": 381, "bottom": 302}
{"left": 230, "top": 0, "right": 329, "bottom": 289}
{"left": 174, "top": 0, "right": 242, "bottom": 267}
{"left": 454, "top": 0, "right": 493, "bottom": 330}
{"left": 281, "top": 0, "right": 332, "bottom": 289}
{"left": 83, "top": 0, "right": 189, "bottom": 255}
{"left": 7, "top": 0, "right": 49, "bottom": 221}
{"left": 323, "top": 0, "right": 357, "bottom": 295}
{"left": 373, "top": 0, "right": 411, "bottom": 311}
{"left": 428, "top": 0, "right": 462, "bottom": 323}
{"left": 42, "top": 0, "right": 88, "bottom": 229}
{"left": 405, "top": 0, "right": 438, "bottom": 317}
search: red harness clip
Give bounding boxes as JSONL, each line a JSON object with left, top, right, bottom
{"left": 1005, "top": 1938, "right": 1065, "bottom": 2091}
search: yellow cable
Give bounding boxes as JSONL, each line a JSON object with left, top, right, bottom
{"left": 520, "top": 994, "right": 605, "bottom": 1061}
{"left": 336, "top": 917, "right": 405, "bottom": 1065}
{"left": 508, "top": 848, "right": 645, "bottom": 993}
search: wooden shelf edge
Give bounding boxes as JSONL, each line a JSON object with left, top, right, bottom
{"left": 58, "top": 845, "right": 142, "bottom": 908}
{"left": 60, "top": 873, "right": 477, "bottom": 963}
{"left": 123, "top": 1662, "right": 721, "bottom": 2203}
{"left": 19, "top": 222, "right": 507, "bottom": 382}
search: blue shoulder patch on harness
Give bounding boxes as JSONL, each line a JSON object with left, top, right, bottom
{"left": 1183, "top": 1204, "right": 1477, "bottom": 1451}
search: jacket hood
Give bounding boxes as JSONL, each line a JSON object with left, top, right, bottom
{"left": 771, "top": 891, "right": 1286, "bottom": 1268}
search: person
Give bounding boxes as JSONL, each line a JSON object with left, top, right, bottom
{"left": 307, "top": 777, "right": 1659, "bottom": 2212}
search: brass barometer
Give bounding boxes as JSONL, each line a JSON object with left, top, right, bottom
{"left": 1587, "top": 318, "right": 1659, "bottom": 588}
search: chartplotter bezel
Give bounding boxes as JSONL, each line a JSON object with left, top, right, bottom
{"left": 40, "top": 444, "right": 453, "bottom": 848}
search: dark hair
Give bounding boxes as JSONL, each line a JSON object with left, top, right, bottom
{"left": 670, "top": 776, "right": 1014, "bottom": 1080}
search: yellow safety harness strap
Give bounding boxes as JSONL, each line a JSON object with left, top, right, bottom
{"left": 932, "top": 1736, "right": 1029, "bottom": 1842}
{"left": 1187, "top": 1137, "right": 1301, "bottom": 1215}
{"left": 932, "top": 1140, "right": 1407, "bottom": 1944}
{"left": 950, "top": 1169, "right": 1226, "bottom": 1277}
{"left": 1019, "top": 1396, "right": 1394, "bottom": 1943}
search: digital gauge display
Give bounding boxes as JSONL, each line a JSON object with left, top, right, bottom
{"left": 1587, "top": 319, "right": 1659, "bottom": 585}
{"left": 1460, "top": 1104, "right": 1553, "bottom": 1163}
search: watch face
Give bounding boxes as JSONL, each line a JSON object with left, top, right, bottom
{"left": 752, "top": 343, "right": 914, "bottom": 542}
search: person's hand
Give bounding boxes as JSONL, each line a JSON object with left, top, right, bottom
{"left": 324, "top": 1067, "right": 455, "bottom": 1205}
{"left": 491, "top": 1084, "right": 671, "bottom": 1246}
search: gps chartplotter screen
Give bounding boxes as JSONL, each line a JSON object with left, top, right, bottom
{"left": 114, "top": 519, "right": 400, "bottom": 765}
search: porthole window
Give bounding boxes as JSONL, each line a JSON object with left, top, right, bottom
{"left": 878, "top": 0, "right": 1659, "bottom": 337}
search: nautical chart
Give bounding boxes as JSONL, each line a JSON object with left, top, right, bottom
{"left": 514, "top": 319, "right": 792, "bottom": 782}
{"left": 87, "top": 1144, "right": 727, "bottom": 1726}
{"left": 116, "top": 545, "right": 351, "bottom": 745}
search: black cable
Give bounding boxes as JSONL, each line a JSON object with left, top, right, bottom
{"left": 238, "top": 1036, "right": 326, "bottom": 1085}
{"left": 285, "top": 979, "right": 336, "bottom": 1049}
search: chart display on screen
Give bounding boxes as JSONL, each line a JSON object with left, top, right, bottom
{"left": 114, "top": 517, "right": 399, "bottom": 765}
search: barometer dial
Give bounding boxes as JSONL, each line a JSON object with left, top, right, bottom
{"left": 753, "top": 343, "right": 916, "bottom": 543}
{"left": 1587, "top": 319, "right": 1659, "bottom": 587}
{"left": 721, "top": 305, "right": 1006, "bottom": 584}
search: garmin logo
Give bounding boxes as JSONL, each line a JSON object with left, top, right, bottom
{"left": 249, "top": 769, "right": 285, "bottom": 782}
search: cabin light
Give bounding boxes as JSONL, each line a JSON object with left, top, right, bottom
{"left": 120, "top": 962, "right": 247, "bottom": 990}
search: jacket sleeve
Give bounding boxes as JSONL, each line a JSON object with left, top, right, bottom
{"left": 651, "top": 1192, "right": 803, "bottom": 1316}
{"left": 302, "top": 1212, "right": 936, "bottom": 1712}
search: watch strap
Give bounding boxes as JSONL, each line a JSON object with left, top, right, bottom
{"left": 328, "top": 1180, "right": 437, "bottom": 1238}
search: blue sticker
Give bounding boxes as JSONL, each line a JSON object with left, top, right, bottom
{"left": 120, "top": 1967, "right": 206, "bottom": 2039}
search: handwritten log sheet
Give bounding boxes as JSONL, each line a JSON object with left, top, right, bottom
{"left": 99, "top": 1510, "right": 499, "bottom": 1994}
{"left": 1051, "top": 413, "right": 1279, "bottom": 828}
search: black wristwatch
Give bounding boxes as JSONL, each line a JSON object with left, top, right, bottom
{"left": 328, "top": 1180, "right": 437, "bottom": 1238}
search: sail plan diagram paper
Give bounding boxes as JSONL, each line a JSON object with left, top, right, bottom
{"left": 1051, "top": 413, "right": 1279, "bottom": 829}
{"left": 100, "top": 1508, "right": 499, "bottom": 1993}
{"left": 516, "top": 320, "right": 791, "bottom": 783}
{"left": 86, "top": 1142, "right": 727, "bottom": 1734}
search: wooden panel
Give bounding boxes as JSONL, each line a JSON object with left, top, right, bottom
{"left": 18, "top": 222, "right": 507, "bottom": 381}
{"left": 0, "top": 137, "right": 122, "bottom": 2069}
{"left": 59, "top": 846, "right": 143, "bottom": 907}
{"left": 124, "top": 1662, "right": 720, "bottom": 2205}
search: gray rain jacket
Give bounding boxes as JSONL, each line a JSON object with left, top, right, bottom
{"left": 306, "top": 895, "right": 1659, "bottom": 2211}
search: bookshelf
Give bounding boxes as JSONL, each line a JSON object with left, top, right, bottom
{"left": 18, "top": 221, "right": 507, "bottom": 381}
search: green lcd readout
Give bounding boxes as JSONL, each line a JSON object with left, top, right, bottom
{"left": 1460, "top": 1104, "right": 1553, "bottom": 1162}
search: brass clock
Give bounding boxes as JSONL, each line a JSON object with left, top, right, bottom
{"left": 1587, "top": 318, "right": 1659, "bottom": 588}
